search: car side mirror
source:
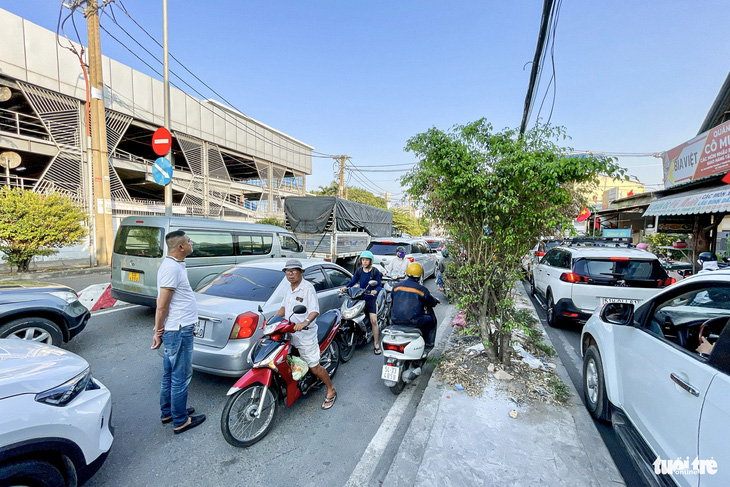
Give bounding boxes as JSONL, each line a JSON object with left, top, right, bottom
{"left": 297, "top": 243, "right": 304, "bottom": 253}
{"left": 600, "top": 302, "right": 634, "bottom": 326}
{"left": 292, "top": 305, "right": 307, "bottom": 315}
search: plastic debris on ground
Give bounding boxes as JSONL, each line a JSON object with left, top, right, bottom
{"left": 454, "top": 383, "right": 465, "bottom": 391}
{"left": 509, "top": 410, "right": 518, "bottom": 419}
{"left": 513, "top": 343, "right": 546, "bottom": 370}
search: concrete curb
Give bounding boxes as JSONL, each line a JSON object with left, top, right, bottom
{"left": 513, "top": 283, "right": 624, "bottom": 485}
{"left": 0, "top": 266, "right": 111, "bottom": 280}
{"left": 382, "top": 305, "right": 457, "bottom": 487}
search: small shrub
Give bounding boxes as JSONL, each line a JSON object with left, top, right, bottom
{"left": 549, "top": 376, "right": 570, "bottom": 404}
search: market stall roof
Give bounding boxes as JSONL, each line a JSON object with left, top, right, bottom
{"left": 643, "top": 185, "right": 730, "bottom": 217}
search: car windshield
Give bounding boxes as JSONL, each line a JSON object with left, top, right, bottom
{"left": 575, "top": 258, "right": 667, "bottom": 281}
{"left": 545, "top": 241, "right": 561, "bottom": 251}
{"left": 197, "top": 267, "right": 282, "bottom": 301}
{"left": 426, "top": 240, "right": 442, "bottom": 250}
{"left": 367, "top": 243, "right": 412, "bottom": 255}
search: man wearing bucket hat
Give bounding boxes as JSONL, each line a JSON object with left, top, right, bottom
{"left": 274, "top": 259, "right": 337, "bottom": 410}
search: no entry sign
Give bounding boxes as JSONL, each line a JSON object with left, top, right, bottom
{"left": 152, "top": 127, "right": 172, "bottom": 156}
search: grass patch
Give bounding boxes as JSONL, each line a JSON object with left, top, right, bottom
{"left": 549, "top": 375, "right": 570, "bottom": 404}
{"left": 534, "top": 340, "right": 555, "bottom": 358}
{"left": 426, "top": 354, "right": 445, "bottom": 366}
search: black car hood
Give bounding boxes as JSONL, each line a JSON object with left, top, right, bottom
{"left": 0, "top": 281, "right": 75, "bottom": 305}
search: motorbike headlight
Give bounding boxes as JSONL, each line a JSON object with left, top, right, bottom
{"left": 341, "top": 300, "right": 366, "bottom": 320}
{"left": 49, "top": 291, "right": 79, "bottom": 304}
{"left": 35, "top": 368, "right": 97, "bottom": 407}
{"left": 253, "top": 343, "right": 286, "bottom": 371}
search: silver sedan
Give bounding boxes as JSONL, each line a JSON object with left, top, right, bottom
{"left": 191, "top": 258, "right": 352, "bottom": 376}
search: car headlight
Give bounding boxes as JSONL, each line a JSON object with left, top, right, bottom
{"left": 49, "top": 291, "right": 79, "bottom": 304}
{"left": 35, "top": 367, "right": 98, "bottom": 407}
{"left": 342, "top": 301, "right": 366, "bottom": 320}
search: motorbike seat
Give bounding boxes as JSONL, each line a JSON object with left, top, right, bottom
{"left": 316, "top": 309, "right": 339, "bottom": 344}
{"left": 389, "top": 324, "right": 423, "bottom": 335}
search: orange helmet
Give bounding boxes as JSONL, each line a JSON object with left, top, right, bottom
{"left": 406, "top": 262, "right": 423, "bottom": 278}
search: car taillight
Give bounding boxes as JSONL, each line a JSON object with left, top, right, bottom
{"left": 535, "top": 251, "right": 545, "bottom": 257}
{"left": 560, "top": 272, "right": 589, "bottom": 283}
{"left": 384, "top": 343, "right": 406, "bottom": 353}
{"left": 657, "top": 277, "right": 676, "bottom": 287}
{"left": 407, "top": 257, "right": 415, "bottom": 263}
{"left": 230, "top": 312, "right": 259, "bottom": 339}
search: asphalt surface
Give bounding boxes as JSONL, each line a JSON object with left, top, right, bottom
{"left": 61, "top": 278, "right": 449, "bottom": 487}
{"left": 522, "top": 279, "right": 649, "bottom": 487}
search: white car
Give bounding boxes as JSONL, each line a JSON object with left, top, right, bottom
{"left": 581, "top": 270, "right": 730, "bottom": 487}
{"left": 531, "top": 245, "right": 674, "bottom": 326}
{"left": 521, "top": 239, "right": 561, "bottom": 278}
{"left": 0, "top": 339, "right": 113, "bottom": 486}
{"left": 366, "top": 238, "right": 437, "bottom": 279}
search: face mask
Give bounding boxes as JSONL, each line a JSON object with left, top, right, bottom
{"left": 397, "top": 252, "right": 405, "bottom": 259}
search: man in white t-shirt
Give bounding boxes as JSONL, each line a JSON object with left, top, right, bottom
{"left": 275, "top": 259, "right": 337, "bottom": 410}
{"left": 151, "top": 230, "right": 206, "bottom": 434}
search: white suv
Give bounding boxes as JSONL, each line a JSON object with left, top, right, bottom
{"left": 531, "top": 245, "right": 674, "bottom": 326}
{"left": 0, "top": 339, "right": 113, "bottom": 486}
{"left": 581, "top": 271, "right": 730, "bottom": 487}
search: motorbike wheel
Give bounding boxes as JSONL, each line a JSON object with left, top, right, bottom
{"left": 338, "top": 327, "right": 356, "bottom": 363}
{"left": 320, "top": 340, "right": 340, "bottom": 378}
{"left": 386, "top": 357, "right": 406, "bottom": 395}
{"left": 220, "top": 384, "right": 278, "bottom": 448}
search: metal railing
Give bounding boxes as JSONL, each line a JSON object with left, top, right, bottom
{"left": 0, "top": 107, "right": 50, "bottom": 141}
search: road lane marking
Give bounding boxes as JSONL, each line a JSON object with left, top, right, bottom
{"left": 345, "top": 380, "right": 418, "bottom": 486}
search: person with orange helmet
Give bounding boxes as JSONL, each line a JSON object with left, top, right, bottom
{"left": 390, "top": 262, "right": 439, "bottom": 350}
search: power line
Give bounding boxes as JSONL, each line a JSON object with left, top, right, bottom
{"left": 103, "top": 3, "right": 337, "bottom": 159}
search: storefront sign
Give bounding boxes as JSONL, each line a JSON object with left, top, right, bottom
{"left": 603, "top": 228, "right": 631, "bottom": 238}
{"left": 645, "top": 186, "right": 730, "bottom": 217}
{"left": 657, "top": 216, "right": 694, "bottom": 233}
{"left": 662, "top": 119, "right": 730, "bottom": 188}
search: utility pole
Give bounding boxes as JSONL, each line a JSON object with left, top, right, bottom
{"left": 334, "top": 155, "right": 348, "bottom": 198}
{"left": 84, "top": 0, "right": 114, "bottom": 265}
{"left": 162, "top": 0, "right": 173, "bottom": 216}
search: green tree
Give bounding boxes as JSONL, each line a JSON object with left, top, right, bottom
{"left": 419, "top": 217, "right": 431, "bottom": 236}
{"left": 347, "top": 187, "right": 387, "bottom": 209}
{"left": 392, "top": 209, "right": 422, "bottom": 236}
{"left": 0, "top": 188, "right": 89, "bottom": 272}
{"left": 311, "top": 181, "right": 339, "bottom": 196}
{"left": 257, "top": 217, "right": 285, "bottom": 228}
{"left": 403, "top": 119, "right": 625, "bottom": 363}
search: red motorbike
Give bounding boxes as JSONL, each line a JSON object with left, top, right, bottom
{"left": 220, "top": 305, "right": 342, "bottom": 447}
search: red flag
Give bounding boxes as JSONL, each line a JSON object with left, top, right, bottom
{"left": 723, "top": 170, "right": 730, "bottom": 185}
{"left": 576, "top": 207, "right": 591, "bottom": 222}
{"left": 627, "top": 189, "right": 634, "bottom": 197}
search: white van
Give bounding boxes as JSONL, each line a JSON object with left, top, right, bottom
{"left": 110, "top": 216, "right": 306, "bottom": 307}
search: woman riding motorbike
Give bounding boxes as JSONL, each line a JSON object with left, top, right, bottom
{"left": 342, "top": 250, "right": 383, "bottom": 354}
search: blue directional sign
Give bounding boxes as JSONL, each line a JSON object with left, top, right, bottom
{"left": 152, "top": 157, "right": 173, "bottom": 185}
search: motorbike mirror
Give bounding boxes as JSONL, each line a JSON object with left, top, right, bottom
{"left": 292, "top": 304, "right": 307, "bottom": 315}
{"left": 368, "top": 280, "right": 378, "bottom": 287}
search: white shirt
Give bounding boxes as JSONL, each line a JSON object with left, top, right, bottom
{"left": 387, "top": 257, "right": 409, "bottom": 275}
{"left": 282, "top": 278, "right": 320, "bottom": 342}
{"left": 157, "top": 256, "right": 198, "bottom": 331}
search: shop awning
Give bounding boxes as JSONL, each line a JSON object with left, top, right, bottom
{"left": 643, "top": 185, "right": 730, "bottom": 217}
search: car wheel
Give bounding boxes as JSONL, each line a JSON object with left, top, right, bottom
{"left": 583, "top": 345, "right": 611, "bottom": 422}
{"left": 546, "top": 294, "right": 560, "bottom": 328}
{"left": 0, "top": 317, "right": 64, "bottom": 346}
{"left": 529, "top": 277, "right": 536, "bottom": 297}
{"left": 0, "top": 459, "right": 66, "bottom": 487}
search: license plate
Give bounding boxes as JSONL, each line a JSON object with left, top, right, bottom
{"left": 128, "top": 272, "right": 140, "bottom": 282}
{"left": 194, "top": 320, "right": 206, "bottom": 337}
{"left": 381, "top": 364, "right": 401, "bottom": 382}
{"left": 601, "top": 298, "right": 640, "bottom": 305}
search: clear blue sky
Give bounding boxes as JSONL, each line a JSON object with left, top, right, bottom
{"left": 6, "top": 1, "right": 729, "bottom": 202}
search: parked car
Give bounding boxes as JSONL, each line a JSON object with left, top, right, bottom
{"left": 581, "top": 270, "right": 730, "bottom": 487}
{"left": 111, "top": 215, "right": 307, "bottom": 307}
{"left": 366, "top": 238, "right": 437, "bottom": 279}
{"left": 521, "top": 238, "right": 562, "bottom": 279}
{"left": 191, "top": 258, "right": 352, "bottom": 376}
{"left": 0, "top": 282, "right": 90, "bottom": 346}
{"left": 0, "top": 339, "right": 113, "bottom": 486}
{"left": 531, "top": 245, "right": 674, "bottom": 327}
{"left": 425, "top": 237, "right": 446, "bottom": 253}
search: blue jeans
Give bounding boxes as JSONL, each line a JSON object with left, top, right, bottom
{"left": 160, "top": 324, "right": 194, "bottom": 427}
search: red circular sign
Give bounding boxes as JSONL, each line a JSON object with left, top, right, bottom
{"left": 152, "top": 127, "right": 172, "bottom": 156}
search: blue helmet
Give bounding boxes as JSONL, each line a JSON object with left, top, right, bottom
{"left": 442, "top": 249, "right": 449, "bottom": 257}
{"left": 360, "top": 250, "right": 374, "bottom": 261}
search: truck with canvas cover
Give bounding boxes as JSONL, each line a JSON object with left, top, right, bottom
{"left": 284, "top": 196, "right": 393, "bottom": 263}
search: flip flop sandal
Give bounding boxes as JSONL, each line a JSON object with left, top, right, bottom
{"left": 322, "top": 392, "right": 337, "bottom": 410}
{"left": 374, "top": 346, "right": 382, "bottom": 355}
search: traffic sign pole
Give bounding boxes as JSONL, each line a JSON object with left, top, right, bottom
{"left": 163, "top": 0, "right": 172, "bottom": 217}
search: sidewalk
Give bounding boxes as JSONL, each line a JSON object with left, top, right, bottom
{"left": 383, "top": 284, "right": 624, "bottom": 486}
{"left": 0, "top": 265, "right": 110, "bottom": 280}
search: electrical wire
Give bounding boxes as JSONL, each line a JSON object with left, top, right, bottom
{"left": 105, "top": 3, "right": 336, "bottom": 159}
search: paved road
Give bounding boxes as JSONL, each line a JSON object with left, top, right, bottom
{"left": 61, "top": 278, "right": 450, "bottom": 487}
{"left": 521, "top": 280, "right": 649, "bottom": 487}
